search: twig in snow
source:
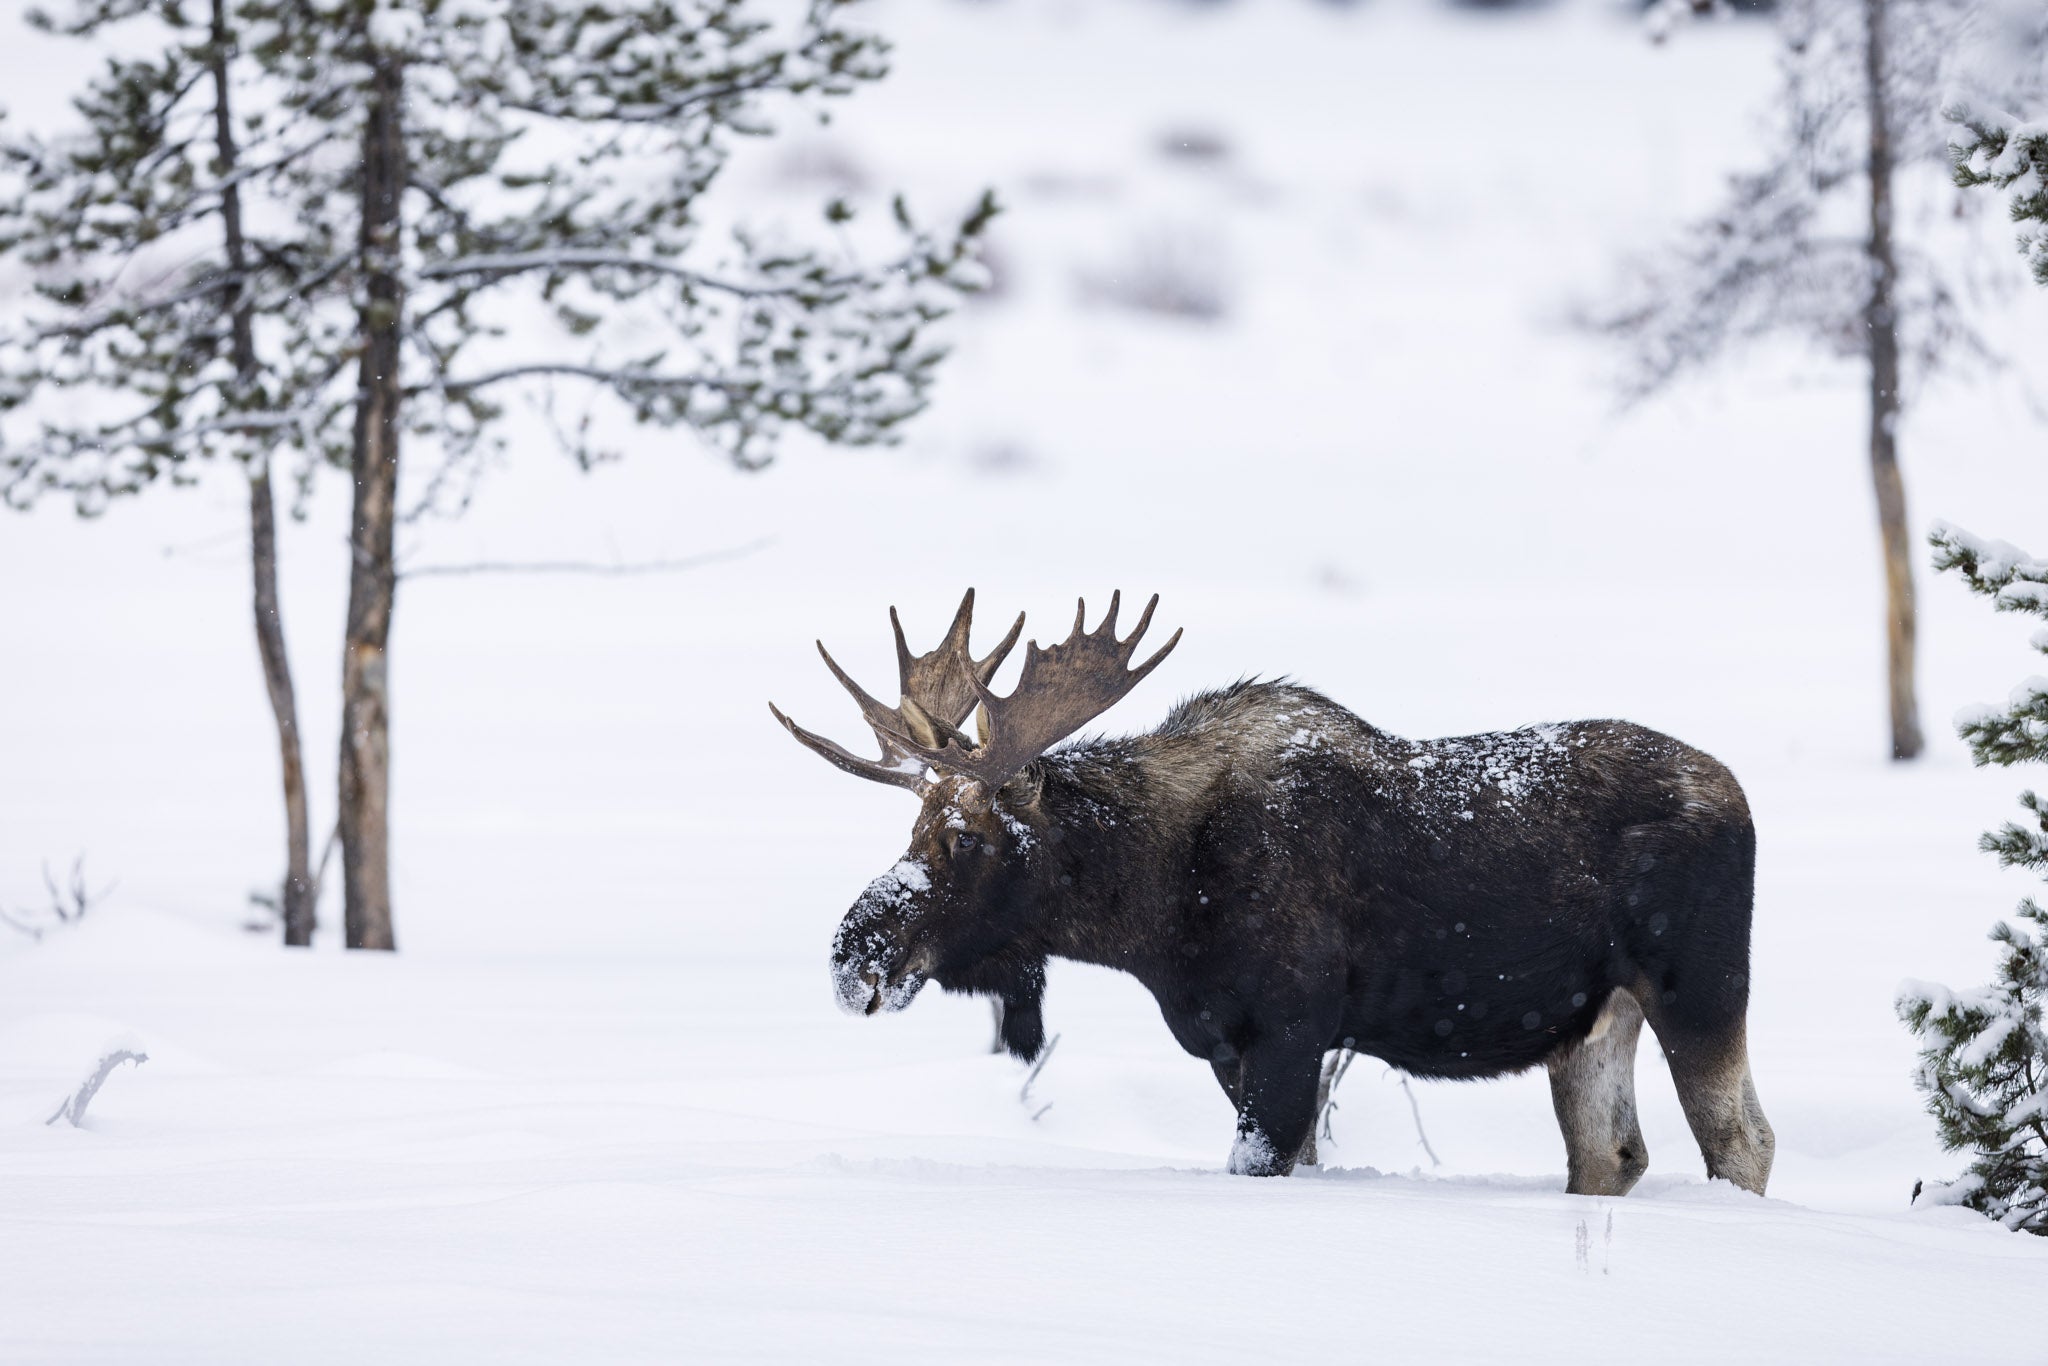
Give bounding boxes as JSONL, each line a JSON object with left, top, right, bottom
{"left": 45, "top": 856, "right": 105, "bottom": 924}
{"left": 1398, "top": 1073, "right": 1442, "bottom": 1169}
{"left": 1019, "top": 1032, "right": 1060, "bottom": 1120}
{"left": 1317, "top": 1047, "right": 1357, "bottom": 1142}
{"left": 399, "top": 536, "right": 773, "bottom": 581}
{"left": 246, "top": 825, "right": 339, "bottom": 934}
{"left": 1299, "top": 1046, "right": 1360, "bottom": 1167}
{"left": 46, "top": 1048, "right": 147, "bottom": 1127}
{"left": 311, "top": 823, "right": 339, "bottom": 905}
{"left": 2, "top": 856, "right": 112, "bottom": 942}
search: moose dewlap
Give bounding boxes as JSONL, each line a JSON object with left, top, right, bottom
{"left": 771, "top": 590, "right": 1774, "bottom": 1192}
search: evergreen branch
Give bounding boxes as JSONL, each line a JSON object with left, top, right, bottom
{"left": 1947, "top": 98, "right": 2048, "bottom": 287}
{"left": 492, "top": 50, "right": 855, "bottom": 129}
{"left": 406, "top": 172, "right": 496, "bottom": 252}
{"left": 420, "top": 361, "right": 754, "bottom": 398}
{"left": 487, "top": 0, "right": 886, "bottom": 128}
{"left": 8, "top": 406, "right": 329, "bottom": 470}
{"left": 27, "top": 0, "right": 160, "bottom": 37}
{"left": 1931, "top": 522, "right": 2048, "bottom": 615}
{"left": 416, "top": 250, "right": 857, "bottom": 299}
{"left": 22, "top": 249, "right": 355, "bottom": 343}
{"left": 496, "top": 75, "right": 793, "bottom": 125}
{"left": 1955, "top": 684, "right": 2048, "bottom": 769}
{"left": 22, "top": 269, "right": 249, "bottom": 340}
{"left": 110, "top": 408, "right": 322, "bottom": 445}
{"left": 172, "top": 127, "right": 342, "bottom": 214}
{"left": 1982, "top": 792, "right": 2048, "bottom": 872}
{"left": 129, "top": 127, "right": 205, "bottom": 186}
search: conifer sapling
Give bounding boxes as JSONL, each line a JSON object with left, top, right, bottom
{"left": 1898, "top": 523, "right": 2048, "bottom": 1235}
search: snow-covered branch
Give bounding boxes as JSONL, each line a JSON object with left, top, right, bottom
{"left": 415, "top": 250, "right": 859, "bottom": 299}
{"left": 1950, "top": 106, "right": 2048, "bottom": 286}
{"left": 17, "top": 252, "right": 351, "bottom": 344}
{"left": 421, "top": 362, "right": 751, "bottom": 399}
{"left": 1942, "top": 0, "right": 2048, "bottom": 286}
{"left": 45, "top": 1047, "right": 147, "bottom": 1128}
{"left": 1930, "top": 522, "right": 2048, "bottom": 616}
{"left": 55, "top": 406, "right": 324, "bottom": 450}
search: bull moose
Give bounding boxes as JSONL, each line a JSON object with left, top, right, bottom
{"left": 770, "top": 591, "right": 1774, "bottom": 1193}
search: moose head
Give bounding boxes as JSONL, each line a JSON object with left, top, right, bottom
{"left": 770, "top": 590, "right": 1180, "bottom": 1058}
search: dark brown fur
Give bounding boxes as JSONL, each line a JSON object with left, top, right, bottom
{"left": 827, "top": 680, "right": 1773, "bottom": 1189}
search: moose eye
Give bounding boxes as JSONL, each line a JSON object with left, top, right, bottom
{"left": 953, "top": 831, "right": 979, "bottom": 853}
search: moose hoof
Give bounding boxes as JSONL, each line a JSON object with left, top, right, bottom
{"left": 1228, "top": 1130, "right": 1291, "bottom": 1177}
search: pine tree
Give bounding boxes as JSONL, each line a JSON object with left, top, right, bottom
{"left": 1602, "top": 0, "right": 2030, "bottom": 763}
{"left": 0, "top": 0, "right": 358, "bottom": 947}
{"left": 4, "top": 0, "right": 992, "bottom": 951}
{"left": 245, "top": 0, "right": 989, "bottom": 950}
{"left": 1943, "top": 3, "right": 2048, "bottom": 286}
{"left": 1897, "top": 523, "right": 2048, "bottom": 1235}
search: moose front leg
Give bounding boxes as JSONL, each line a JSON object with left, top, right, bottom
{"left": 1226, "top": 1043, "right": 1324, "bottom": 1177}
{"left": 992, "top": 987, "right": 1045, "bottom": 1061}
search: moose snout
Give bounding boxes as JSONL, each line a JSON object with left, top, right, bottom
{"left": 830, "top": 860, "right": 932, "bottom": 1017}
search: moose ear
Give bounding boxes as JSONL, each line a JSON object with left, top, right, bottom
{"left": 898, "top": 696, "right": 943, "bottom": 750}
{"left": 902, "top": 696, "right": 977, "bottom": 753}
{"left": 1000, "top": 764, "right": 1043, "bottom": 810}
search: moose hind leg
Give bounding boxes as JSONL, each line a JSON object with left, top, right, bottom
{"left": 1659, "top": 1024, "right": 1774, "bottom": 1196}
{"left": 1546, "top": 990, "right": 1649, "bottom": 1197}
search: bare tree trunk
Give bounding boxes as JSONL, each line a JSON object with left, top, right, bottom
{"left": 338, "top": 46, "right": 406, "bottom": 951}
{"left": 1864, "top": 0, "right": 1923, "bottom": 762}
{"left": 250, "top": 469, "right": 315, "bottom": 943}
{"left": 211, "top": 0, "right": 315, "bottom": 944}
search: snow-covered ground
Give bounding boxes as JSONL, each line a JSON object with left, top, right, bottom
{"left": 6, "top": 1, "right": 2048, "bottom": 1360}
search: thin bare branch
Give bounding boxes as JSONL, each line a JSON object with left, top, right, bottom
{"left": 1019, "top": 1031, "right": 1060, "bottom": 1121}
{"left": 1399, "top": 1073, "right": 1442, "bottom": 1168}
{"left": 400, "top": 536, "right": 773, "bottom": 581}
{"left": 15, "top": 407, "right": 326, "bottom": 465}
{"left": 3, "top": 854, "right": 112, "bottom": 940}
{"left": 417, "top": 250, "right": 856, "bottom": 299}
{"left": 1317, "top": 1047, "right": 1356, "bottom": 1142}
{"left": 419, "top": 362, "right": 754, "bottom": 399}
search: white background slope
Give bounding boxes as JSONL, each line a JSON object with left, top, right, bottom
{"left": 3, "top": 1, "right": 2048, "bottom": 1360}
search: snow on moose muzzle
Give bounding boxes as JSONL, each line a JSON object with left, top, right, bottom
{"left": 830, "top": 858, "right": 932, "bottom": 1017}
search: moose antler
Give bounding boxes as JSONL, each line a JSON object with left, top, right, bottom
{"left": 875, "top": 591, "right": 1181, "bottom": 793}
{"left": 769, "top": 589, "right": 1025, "bottom": 790}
